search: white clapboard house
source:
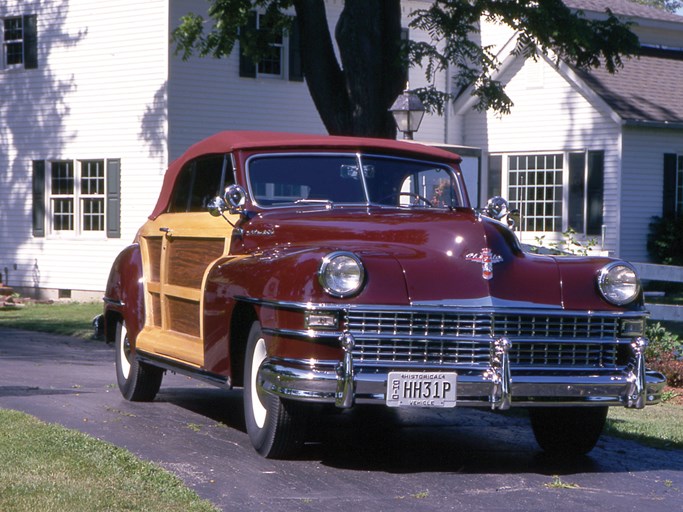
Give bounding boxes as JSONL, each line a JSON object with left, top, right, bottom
{"left": 0, "top": 0, "right": 681, "bottom": 298}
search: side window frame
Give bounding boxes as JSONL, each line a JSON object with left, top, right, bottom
{"left": 168, "top": 154, "right": 233, "bottom": 213}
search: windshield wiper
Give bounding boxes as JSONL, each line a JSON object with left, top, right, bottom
{"left": 293, "top": 198, "right": 334, "bottom": 205}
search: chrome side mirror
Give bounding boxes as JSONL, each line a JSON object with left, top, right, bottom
{"left": 207, "top": 184, "right": 248, "bottom": 218}
{"left": 207, "top": 185, "right": 248, "bottom": 236}
{"left": 484, "top": 196, "right": 509, "bottom": 220}
{"left": 208, "top": 196, "right": 228, "bottom": 217}
{"left": 224, "top": 184, "right": 247, "bottom": 213}
{"left": 482, "top": 196, "right": 519, "bottom": 230}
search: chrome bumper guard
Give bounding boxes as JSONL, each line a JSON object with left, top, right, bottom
{"left": 259, "top": 332, "right": 666, "bottom": 409}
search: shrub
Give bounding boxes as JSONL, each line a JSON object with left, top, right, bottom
{"left": 647, "top": 216, "right": 683, "bottom": 266}
{"left": 646, "top": 322, "right": 682, "bottom": 360}
{"left": 648, "top": 353, "right": 683, "bottom": 388}
{"left": 646, "top": 322, "right": 683, "bottom": 388}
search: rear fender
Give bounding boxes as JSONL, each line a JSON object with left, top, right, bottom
{"left": 103, "top": 244, "right": 145, "bottom": 344}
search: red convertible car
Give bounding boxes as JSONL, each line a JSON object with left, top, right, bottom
{"left": 103, "top": 131, "right": 665, "bottom": 458}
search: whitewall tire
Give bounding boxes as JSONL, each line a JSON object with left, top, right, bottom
{"left": 243, "top": 321, "right": 305, "bottom": 458}
{"left": 115, "top": 319, "right": 163, "bottom": 402}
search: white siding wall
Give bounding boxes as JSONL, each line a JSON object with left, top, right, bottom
{"left": 620, "top": 127, "right": 683, "bottom": 262}
{"left": 168, "top": 0, "right": 329, "bottom": 159}
{"left": 456, "top": 55, "right": 623, "bottom": 254}
{"left": 168, "top": 0, "right": 448, "bottom": 158}
{"left": 0, "top": 0, "right": 168, "bottom": 296}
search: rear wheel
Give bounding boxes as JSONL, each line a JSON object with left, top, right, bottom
{"left": 243, "top": 321, "right": 305, "bottom": 458}
{"left": 115, "top": 319, "right": 163, "bottom": 402}
{"left": 529, "top": 406, "right": 608, "bottom": 456}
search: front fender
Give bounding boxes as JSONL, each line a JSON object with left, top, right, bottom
{"left": 205, "top": 247, "right": 410, "bottom": 306}
{"left": 103, "top": 244, "right": 145, "bottom": 343}
{"left": 556, "top": 256, "right": 646, "bottom": 312}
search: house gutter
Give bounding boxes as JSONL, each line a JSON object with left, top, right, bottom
{"left": 622, "top": 119, "right": 683, "bottom": 130}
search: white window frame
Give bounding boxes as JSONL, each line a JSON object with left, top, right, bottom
{"left": 2, "top": 15, "right": 24, "bottom": 69}
{"left": 505, "top": 153, "right": 564, "bottom": 235}
{"left": 256, "top": 12, "right": 285, "bottom": 78}
{"left": 46, "top": 159, "right": 107, "bottom": 238}
{"left": 495, "top": 150, "right": 603, "bottom": 244}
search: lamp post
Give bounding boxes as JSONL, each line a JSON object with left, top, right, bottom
{"left": 389, "top": 87, "right": 425, "bottom": 140}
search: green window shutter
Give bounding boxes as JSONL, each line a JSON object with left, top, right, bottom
{"left": 487, "top": 155, "right": 502, "bottom": 198}
{"left": 400, "top": 27, "right": 409, "bottom": 87}
{"left": 106, "top": 159, "right": 121, "bottom": 238}
{"left": 23, "top": 15, "right": 38, "bottom": 69}
{"left": 239, "top": 12, "right": 257, "bottom": 78}
{"left": 586, "top": 151, "right": 604, "bottom": 236}
{"left": 288, "top": 17, "right": 303, "bottom": 82}
{"left": 32, "top": 160, "right": 45, "bottom": 237}
{"left": 567, "top": 152, "right": 586, "bottom": 233}
{"left": 663, "top": 153, "right": 677, "bottom": 217}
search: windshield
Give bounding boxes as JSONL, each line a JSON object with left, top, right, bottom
{"left": 247, "top": 153, "right": 463, "bottom": 208}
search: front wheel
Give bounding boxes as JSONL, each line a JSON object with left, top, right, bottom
{"left": 115, "top": 319, "right": 163, "bottom": 402}
{"left": 529, "top": 406, "right": 608, "bottom": 456}
{"left": 243, "top": 321, "right": 305, "bottom": 458}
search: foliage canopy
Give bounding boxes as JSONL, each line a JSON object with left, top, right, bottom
{"left": 173, "top": 0, "right": 640, "bottom": 137}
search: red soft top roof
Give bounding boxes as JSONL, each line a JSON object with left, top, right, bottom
{"left": 150, "top": 130, "right": 462, "bottom": 219}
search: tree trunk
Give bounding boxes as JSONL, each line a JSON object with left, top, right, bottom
{"left": 294, "top": 0, "right": 405, "bottom": 138}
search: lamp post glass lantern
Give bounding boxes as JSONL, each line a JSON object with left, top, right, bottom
{"left": 389, "top": 88, "right": 425, "bottom": 140}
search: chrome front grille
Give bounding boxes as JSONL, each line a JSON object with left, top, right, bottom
{"left": 346, "top": 310, "right": 627, "bottom": 368}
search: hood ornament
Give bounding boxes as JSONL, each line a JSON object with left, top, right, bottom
{"left": 465, "top": 248, "right": 503, "bottom": 280}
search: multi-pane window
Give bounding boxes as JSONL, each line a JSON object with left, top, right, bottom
{"left": 49, "top": 160, "right": 106, "bottom": 234}
{"left": 239, "top": 12, "right": 302, "bottom": 81}
{"left": 81, "top": 160, "right": 106, "bottom": 231}
{"left": 3, "top": 17, "right": 23, "bottom": 66}
{"left": 488, "top": 151, "right": 604, "bottom": 236}
{"left": 2, "top": 14, "right": 36, "bottom": 69}
{"left": 255, "top": 14, "right": 283, "bottom": 76}
{"left": 508, "top": 154, "right": 563, "bottom": 232}
{"left": 51, "top": 161, "right": 75, "bottom": 231}
{"left": 33, "top": 158, "right": 120, "bottom": 238}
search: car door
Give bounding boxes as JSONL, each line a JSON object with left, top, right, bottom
{"left": 135, "top": 154, "right": 237, "bottom": 367}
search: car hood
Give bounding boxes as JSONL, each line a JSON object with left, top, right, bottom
{"left": 238, "top": 207, "right": 616, "bottom": 310}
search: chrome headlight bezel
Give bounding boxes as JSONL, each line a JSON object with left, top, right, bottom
{"left": 597, "top": 262, "right": 640, "bottom": 306}
{"left": 318, "top": 251, "right": 365, "bottom": 298}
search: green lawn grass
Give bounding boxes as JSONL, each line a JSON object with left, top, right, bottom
{"left": 0, "top": 301, "right": 102, "bottom": 339}
{"left": 0, "top": 409, "right": 218, "bottom": 512}
{"left": 606, "top": 403, "right": 683, "bottom": 450}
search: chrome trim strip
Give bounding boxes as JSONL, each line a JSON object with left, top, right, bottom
{"left": 237, "top": 295, "right": 648, "bottom": 318}
{"left": 626, "top": 337, "right": 649, "bottom": 409}
{"left": 103, "top": 297, "right": 125, "bottom": 307}
{"left": 488, "top": 337, "right": 512, "bottom": 410}
{"left": 258, "top": 356, "right": 666, "bottom": 408}
{"left": 336, "top": 332, "right": 355, "bottom": 408}
{"left": 261, "top": 327, "right": 340, "bottom": 341}
{"left": 262, "top": 326, "right": 635, "bottom": 347}
{"left": 137, "top": 352, "right": 231, "bottom": 388}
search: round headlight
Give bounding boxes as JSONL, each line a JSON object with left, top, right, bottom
{"left": 597, "top": 262, "right": 640, "bottom": 305}
{"left": 319, "top": 252, "right": 365, "bottom": 298}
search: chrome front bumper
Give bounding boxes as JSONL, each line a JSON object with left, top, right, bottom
{"left": 259, "top": 333, "right": 667, "bottom": 410}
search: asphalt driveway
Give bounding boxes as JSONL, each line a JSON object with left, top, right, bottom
{"left": 0, "top": 326, "right": 681, "bottom": 511}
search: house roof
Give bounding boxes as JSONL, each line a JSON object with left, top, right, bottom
{"left": 571, "top": 46, "right": 683, "bottom": 126}
{"left": 565, "top": 0, "right": 683, "bottom": 24}
{"left": 149, "top": 131, "right": 463, "bottom": 219}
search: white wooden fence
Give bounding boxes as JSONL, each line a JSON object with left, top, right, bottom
{"left": 632, "top": 262, "right": 683, "bottom": 322}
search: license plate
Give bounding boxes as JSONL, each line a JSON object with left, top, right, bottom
{"left": 386, "top": 372, "right": 457, "bottom": 408}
